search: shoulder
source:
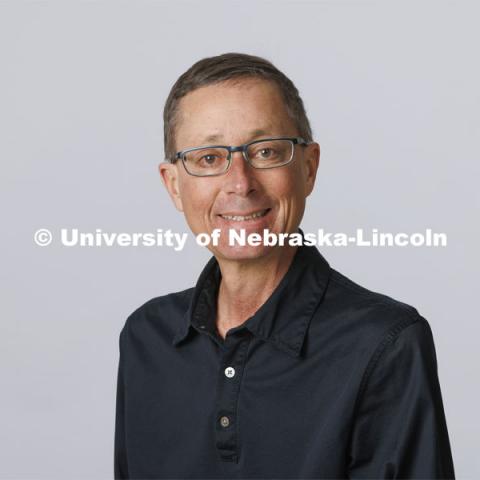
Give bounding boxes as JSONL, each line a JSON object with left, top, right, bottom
{"left": 119, "top": 288, "right": 194, "bottom": 345}
{"left": 321, "top": 267, "right": 429, "bottom": 352}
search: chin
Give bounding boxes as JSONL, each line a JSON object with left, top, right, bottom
{"left": 210, "top": 242, "right": 275, "bottom": 262}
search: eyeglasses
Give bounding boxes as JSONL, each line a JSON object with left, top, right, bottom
{"left": 171, "top": 137, "right": 310, "bottom": 177}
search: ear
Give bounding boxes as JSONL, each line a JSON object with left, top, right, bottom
{"left": 159, "top": 162, "right": 184, "bottom": 212}
{"left": 303, "top": 142, "right": 320, "bottom": 197}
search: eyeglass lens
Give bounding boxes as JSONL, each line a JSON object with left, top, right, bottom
{"left": 182, "top": 139, "right": 294, "bottom": 176}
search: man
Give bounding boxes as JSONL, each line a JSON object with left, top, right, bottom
{"left": 114, "top": 53, "right": 455, "bottom": 479}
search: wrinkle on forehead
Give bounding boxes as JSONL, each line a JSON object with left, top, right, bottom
{"left": 199, "top": 128, "right": 280, "bottom": 146}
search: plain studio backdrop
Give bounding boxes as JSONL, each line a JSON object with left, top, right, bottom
{"left": 1, "top": 0, "right": 478, "bottom": 478}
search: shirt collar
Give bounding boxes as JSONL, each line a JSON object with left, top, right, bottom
{"left": 172, "top": 234, "right": 331, "bottom": 358}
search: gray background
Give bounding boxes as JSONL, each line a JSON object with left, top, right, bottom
{"left": 1, "top": 0, "right": 478, "bottom": 477}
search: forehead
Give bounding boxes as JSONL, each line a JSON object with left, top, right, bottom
{"left": 175, "top": 78, "right": 297, "bottom": 148}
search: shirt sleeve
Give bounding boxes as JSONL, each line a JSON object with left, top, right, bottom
{"left": 114, "top": 328, "right": 129, "bottom": 479}
{"left": 348, "top": 316, "right": 455, "bottom": 479}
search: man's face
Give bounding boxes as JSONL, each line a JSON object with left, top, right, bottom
{"left": 160, "top": 78, "right": 320, "bottom": 261}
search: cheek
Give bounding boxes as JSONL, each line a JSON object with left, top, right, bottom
{"left": 178, "top": 178, "right": 217, "bottom": 228}
{"left": 268, "top": 167, "right": 307, "bottom": 203}
{"left": 183, "top": 193, "right": 208, "bottom": 217}
{"left": 268, "top": 169, "right": 308, "bottom": 228}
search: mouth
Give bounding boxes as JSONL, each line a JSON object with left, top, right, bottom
{"left": 218, "top": 208, "right": 271, "bottom": 222}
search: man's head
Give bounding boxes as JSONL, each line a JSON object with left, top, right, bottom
{"left": 160, "top": 53, "right": 320, "bottom": 261}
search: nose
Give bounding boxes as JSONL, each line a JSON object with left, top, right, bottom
{"left": 223, "top": 151, "right": 257, "bottom": 197}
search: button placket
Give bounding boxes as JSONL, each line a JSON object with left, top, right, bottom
{"left": 214, "top": 332, "right": 251, "bottom": 462}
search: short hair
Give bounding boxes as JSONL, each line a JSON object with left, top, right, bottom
{"left": 163, "top": 52, "right": 313, "bottom": 161}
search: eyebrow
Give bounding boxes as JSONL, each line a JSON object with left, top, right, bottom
{"left": 199, "top": 128, "right": 273, "bottom": 145}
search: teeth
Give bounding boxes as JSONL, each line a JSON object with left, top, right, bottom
{"left": 221, "top": 209, "right": 268, "bottom": 221}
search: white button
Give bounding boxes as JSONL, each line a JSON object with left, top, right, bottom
{"left": 224, "top": 366, "right": 236, "bottom": 378}
{"left": 220, "top": 416, "right": 230, "bottom": 427}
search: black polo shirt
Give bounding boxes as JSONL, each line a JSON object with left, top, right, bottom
{"left": 114, "top": 243, "right": 455, "bottom": 479}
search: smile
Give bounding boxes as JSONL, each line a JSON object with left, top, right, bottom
{"left": 219, "top": 208, "right": 271, "bottom": 222}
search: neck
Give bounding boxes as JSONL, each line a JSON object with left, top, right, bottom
{"left": 215, "top": 245, "right": 298, "bottom": 338}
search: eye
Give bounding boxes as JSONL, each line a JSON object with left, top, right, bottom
{"left": 250, "top": 145, "right": 280, "bottom": 161}
{"left": 258, "top": 148, "right": 275, "bottom": 158}
{"left": 198, "top": 154, "right": 221, "bottom": 167}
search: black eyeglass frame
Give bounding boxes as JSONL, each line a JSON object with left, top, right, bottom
{"left": 171, "top": 136, "right": 311, "bottom": 177}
